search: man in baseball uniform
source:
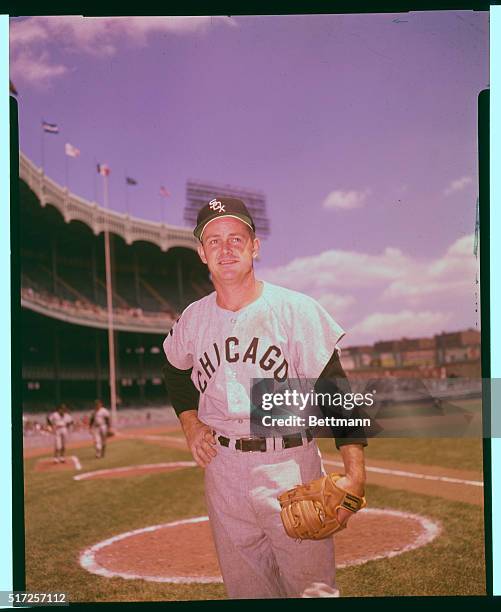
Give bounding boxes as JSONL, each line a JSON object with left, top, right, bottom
{"left": 163, "top": 198, "right": 367, "bottom": 599}
{"left": 46, "top": 403, "right": 73, "bottom": 463}
{"left": 89, "top": 399, "right": 111, "bottom": 458}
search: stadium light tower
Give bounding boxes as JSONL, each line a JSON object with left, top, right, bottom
{"left": 99, "top": 165, "right": 118, "bottom": 428}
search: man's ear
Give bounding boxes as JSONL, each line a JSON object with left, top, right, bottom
{"left": 198, "top": 243, "right": 208, "bottom": 264}
{"left": 252, "top": 237, "right": 261, "bottom": 259}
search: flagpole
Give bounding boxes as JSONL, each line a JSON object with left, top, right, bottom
{"left": 160, "top": 192, "right": 166, "bottom": 224}
{"left": 125, "top": 169, "right": 129, "bottom": 215}
{"left": 93, "top": 158, "right": 98, "bottom": 202}
{"left": 102, "top": 171, "right": 118, "bottom": 429}
{"left": 65, "top": 151, "right": 69, "bottom": 189}
{"left": 41, "top": 119, "right": 45, "bottom": 173}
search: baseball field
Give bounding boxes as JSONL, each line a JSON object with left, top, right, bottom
{"left": 22, "top": 408, "right": 486, "bottom": 602}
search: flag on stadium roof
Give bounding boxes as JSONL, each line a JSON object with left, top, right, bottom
{"left": 126, "top": 177, "right": 137, "bottom": 185}
{"left": 160, "top": 186, "right": 171, "bottom": 198}
{"left": 97, "top": 163, "right": 111, "bottom": 176}
{"left": 65, "top": 143, "right": 80, "bottom": 158}
{"left": 42, "top": 121, "right": 59, "bottom": 134}
{"left": 9, "top": 80, "right": 18, "bottom": 96}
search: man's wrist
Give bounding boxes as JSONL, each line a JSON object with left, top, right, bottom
{"left": 344, "top": 476, "right": 365, "bottom": 496}
{"left": 339, "top": 443, "right": 366, "bottom": 495}
{"left": 179, "top": 410, "right": 202, "bottom": 431}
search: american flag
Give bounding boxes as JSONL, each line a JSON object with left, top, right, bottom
{"left": 65, "top": 143, "right": 80, "bottom": 158}
{"left": 159, "top": 186, "right": 171, "bottom": 198}
{"left": 42, "top": 121, "right": 59, "bottom": 134}
{"left": 97, "top": 163, "right": 111, "bottom": 176}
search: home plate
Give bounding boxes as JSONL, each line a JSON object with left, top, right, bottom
{"left": 80, "top": 509, "right": 441, "bottom": 583}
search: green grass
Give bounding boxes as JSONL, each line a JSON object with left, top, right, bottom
{"left": 24, "top": 440, "right": 226, "bottom": 601}
{"left": 337, "top": 485, "right": 486, "bottom": 597}
{"left": 23, "top": 438, "right": 485, "bottom": 601}
{"left": 317, "top": 437, "right": 484, "bottom": 472}
{"left": 316, "top": 396, "right": 484, "bottom": 472}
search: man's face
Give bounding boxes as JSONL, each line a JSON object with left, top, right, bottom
{"left": 197, "top": 217, "right": 260, "bottom": 284}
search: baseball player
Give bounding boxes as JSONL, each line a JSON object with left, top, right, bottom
{"left": 163, "top": 198, "right": 367, "bottom": 599}
{"left": 46, "top": 403, "right": 73, "bottom": 463}
{"left": 89, "top": 399, "right": 111, "bottom": 458}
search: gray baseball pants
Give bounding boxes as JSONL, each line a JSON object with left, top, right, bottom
{"left": 54, "top": 428, "right": 68, "bottom": 455}
{"left": 204, "top": 436, "right": 339, "bottom": 599}
{"left": 92, "top": 426, "right": 107, "bottom": 457}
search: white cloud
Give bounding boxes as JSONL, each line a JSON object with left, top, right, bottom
{"left": 444, "top": 176, "right": 473, "bottom": 196}
{"left": 260, "top": 246, "right": 412, "bottom": 292}
{"left": 10, "top": 51, "right": 68, "bottom": 89}
{"left": 443, "top": 234, "right": 475, "bottom": 257}
{"left": 10, "top": 16, "right": 234, "bottom": 87}
{"left": 382, "top": 234, "right": 477, "bottom": 303}
{"left": 259, "top": 233, "right": 478, "bottom": 344}
{"left": 9, "top": 18, "right": 48, "bottom": 45}
{"left": 349, "top": 310, "right": 452, "bottom": 344}
{"left": 316, "top": 293, "right": 356, "bottom": 318}
{"left": 322, "top": 189, "right": 370, "bottom": 210}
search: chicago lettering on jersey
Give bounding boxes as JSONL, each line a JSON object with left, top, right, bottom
{"left": 195, "top": 336, "right": 289, "bottom": 392}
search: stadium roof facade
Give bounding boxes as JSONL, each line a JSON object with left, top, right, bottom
{"left": 19, "top": 152, "right": 198, "bottom": 253}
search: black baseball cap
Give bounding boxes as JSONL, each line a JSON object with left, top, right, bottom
{"left": 194, "top": 197, "right": 256, "bottom": 241}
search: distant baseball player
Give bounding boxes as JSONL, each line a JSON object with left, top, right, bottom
{"left": 163, "top": 197, "right": 367, "bottom": 599}
{"left": 46, "top": 403, "right": 73, "bottom": 464}
{"left": 89, "top": 399, "right": 111, "bottom": 458}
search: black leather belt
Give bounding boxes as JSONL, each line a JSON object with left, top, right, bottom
{"left": 217, "top": 430, "right": 313, "bottom": 452}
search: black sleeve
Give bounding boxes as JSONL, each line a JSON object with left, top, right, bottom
{"left": 315, "top": 349, "right": 368, "bottom": 450}
{"left": 162, "top": 357, "right": 200, "bottom": 417}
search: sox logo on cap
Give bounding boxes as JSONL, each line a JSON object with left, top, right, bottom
{"left": 209, "top": 199, "right": 226, "bottom": 213}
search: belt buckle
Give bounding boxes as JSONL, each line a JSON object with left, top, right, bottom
{"left": 237, "top": 437, "right": 267, "bottom": 452}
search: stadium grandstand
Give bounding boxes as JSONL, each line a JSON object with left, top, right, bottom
{"left": 19, "top": 152, "right": 213, "bottom": 412}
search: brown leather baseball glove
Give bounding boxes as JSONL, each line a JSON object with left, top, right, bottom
{"left": 277, "top": 473, "right": 366, "bottom": 540}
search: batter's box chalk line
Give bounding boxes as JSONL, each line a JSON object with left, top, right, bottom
{"left": 71, "top": 455, "right": 82, "bottom": 471}
{"left": 39, "top": 455, "right": 82, "bottom": 470}
{"left": 73, "top": 461, "right": 197, "bottom": 481}
{"left": 79, "top": 509, "right": 441, "bottom": 584}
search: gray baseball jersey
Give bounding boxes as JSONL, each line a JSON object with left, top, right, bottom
{"left": 163, "top": 280, "right": 345, "bottom": 598}
{"left": 163, "top": 281, "right": 344, "bottom": 437}
{"left": 91, "top": 407, "right": 110, "bottom": 428}
{"left": 48, "top": 411, "right": 73, "bottom": 457}
{"left": 48, "top": 411, "right": 73, "bottom": 431}
{"left": 90, "top": 406, "right": 111, "bottom": 458}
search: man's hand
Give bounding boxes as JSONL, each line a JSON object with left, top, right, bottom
{"left": 337, "top": 444, "right": 366, "bottom": 527}
{"left": 179, "top": 410, "right": 217, "bottom": 468}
